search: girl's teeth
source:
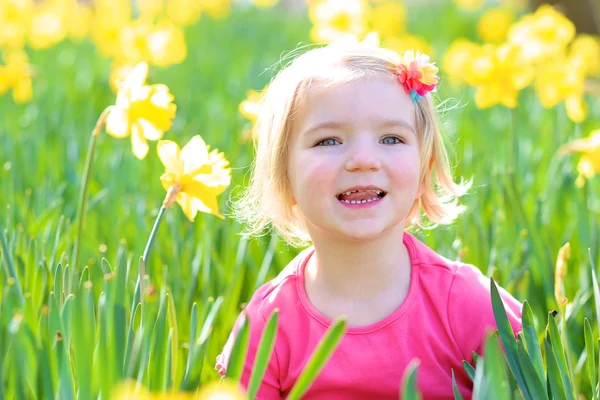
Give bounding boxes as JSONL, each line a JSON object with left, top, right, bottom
{"left": 342, "top": 196, "right": 380, "bottom": 204}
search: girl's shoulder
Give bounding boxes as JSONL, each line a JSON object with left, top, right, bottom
{"left": 244, "top": 246, "right": 313, "bottom": 321}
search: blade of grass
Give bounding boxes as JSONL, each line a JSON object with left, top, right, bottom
{"left": 247, "top": 309, "right": 279, "bottom": 400}
{"left": 287, "top": 317, "right": 346, "bottom": 400}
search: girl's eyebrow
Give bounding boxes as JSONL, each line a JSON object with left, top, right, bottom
{"left": 302, "top": 118, "right": 416, "bottom": 137}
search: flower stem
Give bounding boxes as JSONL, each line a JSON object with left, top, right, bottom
{"left": 136, "top": 184, "right": 180, "bottom": 314}
{"left": 71, "top": 106, "right": 112, "bottom": 280}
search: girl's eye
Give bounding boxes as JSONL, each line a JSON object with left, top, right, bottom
{"left": 381, "top": 136, "right": 403, "bottom": 145}
{"left": 316, "top": 138, "right": 340, "bottom": 146}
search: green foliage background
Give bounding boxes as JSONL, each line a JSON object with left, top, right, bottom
{"left": 1, "top": 3, "right": 599, "bottom": 398}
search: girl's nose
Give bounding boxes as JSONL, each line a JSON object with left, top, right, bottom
{"left": 344, "top": 141, "right": 381, "bottom": 171}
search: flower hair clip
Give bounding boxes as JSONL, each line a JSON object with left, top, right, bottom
{"left": 394, "top": 50, "right": 439, "bottom": 104}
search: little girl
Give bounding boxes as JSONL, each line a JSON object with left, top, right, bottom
{"left": 215, "top": 42, "right": 522, "bottom": 399}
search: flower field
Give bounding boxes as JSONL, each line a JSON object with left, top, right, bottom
{"left": 1, "top": 0, "right": 599, "bottom": 398}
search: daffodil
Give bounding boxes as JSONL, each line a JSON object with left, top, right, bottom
{"left": 0, "top": 0, "right": 31, "bottom": 50}
{"left": 239, "top": 89, "right": 264, "bottom": 123}
{"left": 158, "top": 136, "right": 231, "bottom": 221}
{"left": 147, "top": 22, "right": 187, "bottom": 67}
{"left": 0, "top": 50, "right": 33, "bottom": 103}
{"left": 106, "top": 62, "right": 177, "bottom": 159}
{"left": 559, "top": 130, "right": 600, "bottom": 187}
{"left": 466, "top": 43, "right": 533, "bottom": 109}
{"left": 166, "top": 0, "right": 203, "bottom": 26}
{"left": 534, "top": 54, "right": 588, "bottom": 123}
{"left": 199, "top": 0, "right": 232, "bottom": 20}
{"left": 253, "top": 0, "right": 279, "bottom": 8}
{"left": 442, "top": 38, "right": 481, "bottom": 84}
{"left": 196, "top": 380, "right": 246, "bottom": 400}
{"left": 28, "top": 0, "right": 69, "bottom": 49}
{"left": 570, "top": 34, "right": 600, "bottom": 77}
{"left": 91, "top": 0, "right": 132, "bottom": 58}
{"left": 453, "top": 0, "right": 484, "bottom": 12}
{"left": 369, "top": 1, "right": 405, "bottom": 38}
{"left": 477, "top": 8, "right": 514, "bottom": 44}
{"left": 309, "top": 0, "right": 368, "bottom": 43}
{"left": 508, "top": 5, "right": 575, "bottom": 63}
{"left": 385, "top": 34, "right": 432, "bottom": 58}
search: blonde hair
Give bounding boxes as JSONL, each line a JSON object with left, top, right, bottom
{"left": 231, "top": 42, "right": 471, "bottom": 247}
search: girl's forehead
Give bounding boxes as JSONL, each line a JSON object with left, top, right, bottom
{"left": 291, "top": 76, "right": 416, "bottom": 135}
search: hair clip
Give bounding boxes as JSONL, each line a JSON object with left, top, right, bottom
{"left": 395, "top": 50, "right": 439, "bottom": 104}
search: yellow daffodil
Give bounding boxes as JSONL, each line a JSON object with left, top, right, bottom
{"left": 309, "top": 0, "right": 368, "bottom": 43}
{"left": 239, "top": 89, "right": 264, "bottom": 123}
{"left": 137, "top": 0, "right": 165, "bottom": 21}
{"left": 147, "top": 22, "right": 187, "bottom": 67}
{"left": 196, "top": 380, "right": 246, "bottom": 399}
{"left": 166, "top": 0, "right": 203, "bottom": 26}
{"left": 442, "top": 38, "right": 481, "bottom": 84}
{"left": 28, "top": 0, "right": 69, "bottom": 49}
{"left": 559, "top": 130, "right": 600, "bottom": 187}
{"left": 66, "top": 0, "right": 93, "bottom": 41}
{"left": 112, "top": 380, "right": 193, "bottom": 400}
{"left": 453, "top": 0, "right": 484, "bottom": 12}
{"left": 91, "top": 0, "right": 132, "bottom": 58}
{"left": 0, "top": 50, "right": 33, "bottom": 103}
{"left": 508, "top": 5, "right": 575, "bottom": 63}
{"left": 253, "top": 0, "right": 279, "bottom": 8}
{"left": 0, "top": 0, "right": 31, "bottom": 50}
{"left": 534, "top": 54, "right": 588, "bottom": 122}
{"left": 369, "top": 1, "right": 405, "bottom": 38}
{"left": 106, "top": 62, "right": 177, "bottom": 159}
{"left": 200, "top": 0, "right": 232, "bottom": 20}
{"left": 385, "top": 34, "right": 432, "bottom": 58}
{"left": 118, "top": 19, "right": 155, "bottom": 65}
{"left": 158, "top": 136, "right": 231, "bottom": 221}
{"left": 466, "top": 43, "right": 533, "bottom": 109}
{"left": 570, "top": 34, "right": 600, "bottom": 77}
{"left": 477, "top": 8, "right": 514, "bottom": 44}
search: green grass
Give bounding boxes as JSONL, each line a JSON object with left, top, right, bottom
{"left": 1, "top": 3, "right": 600, "bottom": 399}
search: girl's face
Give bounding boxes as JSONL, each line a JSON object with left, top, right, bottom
{"left": 287, "top": 76, "right": 422, "bottom": 242}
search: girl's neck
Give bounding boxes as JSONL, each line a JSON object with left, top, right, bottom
{"left": 304, "top": 223, "right": 412, "bottom": 301}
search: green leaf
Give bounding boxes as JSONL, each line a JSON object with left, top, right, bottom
{"left": 451, "top": 370, "right": 465, "bottom": 400}
{"left": 287, "top": 317, "right": 346, "bottom": 400}
{"left": 247, "top": 309, "right": 279, "bottom": 400}
{"left": 584, "top": 319, "right": 597, "bottom": 397}
{"left": 544, "top": 338, "right": 568, "bottom": 400}
{"left": 490, "top": 279, "right": 530, "bottom": 399}
{"left": 521, "top": 301, "right": 545, "bottom": 389}
{"left": 225, "top": 313, "right": 250, "bottom": 382}
{"left": 483, "top": 334, "right": 510, "bottom": 400}
{"left": 546, "top": 312, "right": 574, "bottom": 400}
{"left": 516, "top": 340, "right": 547, "bottom": 399}
{"left": 401, "top": 359, "right": 422, "bottom": 400}
{"left": 462, "top": 360, "right": 476, "bottom": 382}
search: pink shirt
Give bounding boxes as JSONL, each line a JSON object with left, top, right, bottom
{"left": 216, "top": 233, "right": 522, "bottom": 399}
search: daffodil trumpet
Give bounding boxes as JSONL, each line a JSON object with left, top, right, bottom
{"left": 71, "top": 106, "right": 113, "bottom": 273}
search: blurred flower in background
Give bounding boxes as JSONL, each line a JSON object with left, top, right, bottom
{"left": 560, "top": 130, "right": 600, "bottom": 187}
{"left": 309, "top": 0, "right": 368, "bottom": 43}
{"left": 0, "top": 0, "right": 31, "bottom": 50}
{"left": 453, "top": 0, "right": 484, "bottom": 12}
{"left": 477, "top": 7, "right": 514, "bottom": 43}
{"left": 508, "top": 5, "right": 575, "bottom": 63}
{"left": 465, "top": 43, "right": 533, "bottom": 108}
{"left": 0, "top": 50, "right": 33, "bottom": 103}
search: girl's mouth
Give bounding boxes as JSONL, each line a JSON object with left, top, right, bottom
{"left": 336, "top": 189, "right": 387, "bottom": 207}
